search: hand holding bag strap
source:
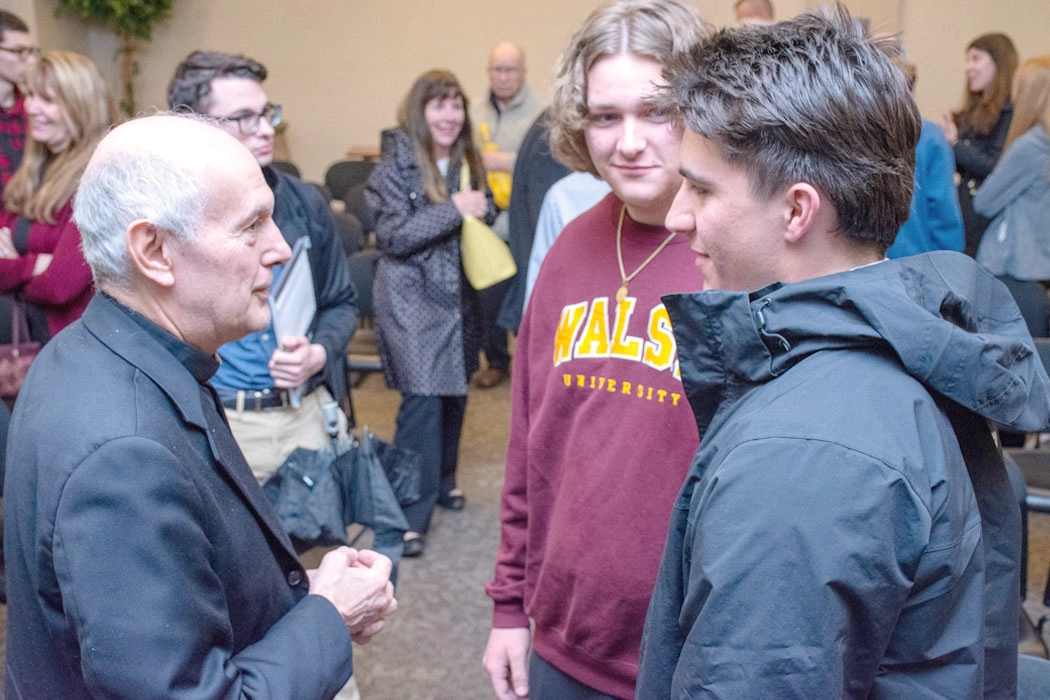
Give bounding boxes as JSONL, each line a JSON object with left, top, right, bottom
{"left": 458, "top": 162, "right": 516, "bottom": 290}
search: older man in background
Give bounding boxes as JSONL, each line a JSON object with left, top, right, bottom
{"left": 734, "top": 0, "right": 775, "bottom": 24}
{"left": 4, "top": 114, "right": 395, "bottom": 699}
{"left": 472, "top": 41, "right": 543, "bottom": 389}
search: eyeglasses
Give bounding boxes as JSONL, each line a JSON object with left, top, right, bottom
{"left": 0, "top": 45, "right": 40, "bottom": 61}
{"left": 214, "top": 103, "right": 282, "bottom": 136}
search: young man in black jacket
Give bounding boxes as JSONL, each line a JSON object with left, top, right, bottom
{"left": 638, "top": 8, "right": 1050, "bottom": 698}
{"left": 167, "top": 51, "right": 358, "bottom": 483}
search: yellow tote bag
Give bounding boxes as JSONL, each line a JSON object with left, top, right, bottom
{"left": 459, "top": 163, "right": 516, "bottom": 290}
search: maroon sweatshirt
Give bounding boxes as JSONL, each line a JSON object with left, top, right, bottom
{"left": 487, "top": 194, "right": 703, "bottom": 698}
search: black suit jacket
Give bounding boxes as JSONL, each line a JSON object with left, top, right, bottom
{"left": 4, "top": 294, "right": 354, "bottom": 699}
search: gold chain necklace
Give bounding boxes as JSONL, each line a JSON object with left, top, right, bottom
{"left": 615, "top": 205, "right": 678, "bottom": 302}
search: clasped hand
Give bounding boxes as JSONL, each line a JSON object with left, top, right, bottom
{"left": 308, "top": 547, "right": 397, "bottom": 644}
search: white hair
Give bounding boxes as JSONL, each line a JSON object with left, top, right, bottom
{"left": 74, "top": 113, "right": 216, "bottom": 289}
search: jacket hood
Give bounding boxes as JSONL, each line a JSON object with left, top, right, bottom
{"left": 665, "top": 251, "right": 1050, "bottom": 437}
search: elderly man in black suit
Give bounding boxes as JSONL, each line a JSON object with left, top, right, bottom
{"left": 3, "top": 113, "right": 396, "bottom": 699}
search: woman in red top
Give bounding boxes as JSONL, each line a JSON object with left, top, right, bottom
{"left": 0, "top": 51, "right": 112, "bottom": 340}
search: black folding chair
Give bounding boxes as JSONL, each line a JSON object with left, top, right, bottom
{"left": 324, "top": 160, "right": 375, "bottom": 203}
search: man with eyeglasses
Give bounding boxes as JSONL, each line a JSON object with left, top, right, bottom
{"left": 471, "top": 41, "right": 542, "bottom": 390}
{"left": 0, "top": 10, "right": 37, "bottom": 196}
{"left": 167, "top": 51, "right": 358, "bottom": 486}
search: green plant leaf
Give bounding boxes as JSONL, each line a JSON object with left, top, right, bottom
{"left": 54, "top": 0, "right": 174, "bottom": 116}
{"left": 55, "top": 0, "right": 173, "bottom": 41}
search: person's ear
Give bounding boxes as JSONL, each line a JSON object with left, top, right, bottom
{"left": 783, "top": 183, "right": 821, "bottom": 244}
{"left": 125, "top": 220, "right": 176, "bottom": 288}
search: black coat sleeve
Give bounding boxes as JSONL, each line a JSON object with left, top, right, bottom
{"left": 307, "top": 186, "right": 358, "bottom": 406}
{"left": 955, "top": 105, "right": 1013, "bottom": 180}
{"left": 277, "top": 172, "right": 358, "bottom": 405}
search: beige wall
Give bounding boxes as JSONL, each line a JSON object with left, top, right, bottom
{"left": 5, "top": 1, "right": 1050, "bottom": 181}
{"left": 905, "top": 1, "right": 1050, "bottom": 127}
{"left": 1, "top": 0, "right": 88, "bottom": 54}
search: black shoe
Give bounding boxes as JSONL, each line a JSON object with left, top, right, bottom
{"left": 438, "top": 490, "right": 466, "bottom": 511}
{"left": 402, "top": 535, "right": 425, "bottom": 558}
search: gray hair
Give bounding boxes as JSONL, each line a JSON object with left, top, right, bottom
{"left": 662, "top": 4, "right": 919, "bottom": 251}
{"left": 74, "top": 112, "right": 217, "bottom": 289}
{"left": 548, "top": 0, "right": 710, "bottom": 174}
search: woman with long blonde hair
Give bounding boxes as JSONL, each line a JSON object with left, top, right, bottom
{"left": 975, "top": 55, "right": 1050, "bottom": 285}
{"left": 0, "top": 51, "right": 113, "bottom": 340}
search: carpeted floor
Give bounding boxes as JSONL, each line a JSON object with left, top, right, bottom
{"left": 2, "top": 369, "right": 1050, "bottom": 698}
{"left": 327, "top": 371, "right": 513, "bottom": 699}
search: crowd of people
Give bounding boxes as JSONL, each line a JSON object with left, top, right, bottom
{"left": 0, "top": 0, "right": 1049, "bottom": 698}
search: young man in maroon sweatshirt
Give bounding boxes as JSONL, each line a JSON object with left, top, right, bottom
{"left": 483, "top": 1, "right": 709, "bottom": 698}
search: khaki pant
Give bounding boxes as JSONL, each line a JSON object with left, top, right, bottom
{"left": 224, "top": 386, "right": 348, "bottom": 484}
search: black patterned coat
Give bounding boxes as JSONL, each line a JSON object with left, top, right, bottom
{"left": 366, "top": 128, "right": 497, "bottom": 395}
